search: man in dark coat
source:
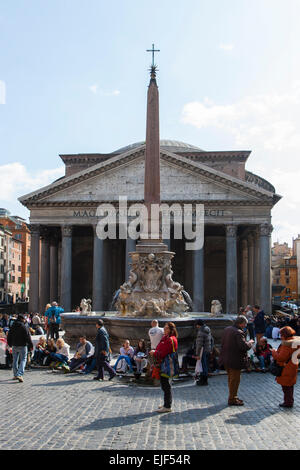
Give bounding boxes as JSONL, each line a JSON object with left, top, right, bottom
{"left": 195, "top": 319, "right": 212, "bottom": 386}
{"left": 253, "top": 305, "right": 266, "bottom": 342}
{"left": 219, "top": 316, "right": 254, "bottom": 406}
{"left": 93, "top": 319, "right": 116, "bottom": 381}
{"left": 7, "top": 314, "right": 33, "bottom": 383}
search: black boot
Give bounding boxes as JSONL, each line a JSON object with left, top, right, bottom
{"left": 196, "top": 376, "right": 205, "bottom": 386}
{"left": 197, "top": 375, "right": 208, "bottom": 386}
{"left": 202, "top": 376, "right": 208, "bottom": 386}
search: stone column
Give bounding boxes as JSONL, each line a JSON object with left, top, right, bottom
{"left": 241, "top": 238, "right": 248, "bottom": 307}
{"left": 247, "top": 232, "right": 255, "bottom": 306}
{"left": 49, "top": 236, "right": 58, "bottom": 302}
{"left": 253, "top": 227, "right": 260, "bottom": 305}
{"left": 28, "top": 225, "right": 40, "bottom": 313}
{"left": 40, "top": 229, "right": 50, "bottom": 312}
{"left": 259, "top": 223, "right": 273, "bottom": 314}
{"left": 193, "top": 245, "right": 205, "bottom": 312}
{"left": 226, "top": 225, "right": 238, "bottom": 314}
{"left": 125, "top": 237, "right": 136, "bottom": 281}
{"left": 93, "top": 225, "right": 104, "bottom": 311}
{"left": 60, "top": 225, "right": 72, "bottom": 312}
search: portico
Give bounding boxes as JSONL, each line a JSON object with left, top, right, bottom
{"left": 20, "top": 137, "right": 280, "bottom": 315}
{"left": 22, "top": 143, "right": 278, "bottom": 315}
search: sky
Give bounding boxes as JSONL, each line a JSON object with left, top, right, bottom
{"left": 0, "top": 0, "right": 299, "bottom": 246}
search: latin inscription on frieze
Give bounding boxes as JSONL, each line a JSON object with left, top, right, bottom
{"left": 73, "top": 209, "right": 226, "bottom": 217}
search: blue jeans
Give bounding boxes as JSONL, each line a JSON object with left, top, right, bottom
{"left": 258, "top": 356, "right": 266, "bottom": 369}
{"left": 113, "top": 355, "right": 134, "bottom": 372}
{"left": 84, "top": 357, "right": 96, "bottom": 374}
{"left": 12, "top": 346, "right": 28, "bottom": 377}
{"left": 201, "top": 352, "right": 210, "bottom": 377}
{"left": 49, "top": 353, "right": 68, "bottom": 364}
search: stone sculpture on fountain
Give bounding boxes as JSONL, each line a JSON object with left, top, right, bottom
{"left": 80, "top": 298, "right": 93, "bottom": 316}
{"left": 210, "top": 299, "right": 223, "bottom": 317}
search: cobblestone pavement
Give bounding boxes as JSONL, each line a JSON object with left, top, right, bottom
{"left": 0, "top": 368, "right": 299, "bottom": 450}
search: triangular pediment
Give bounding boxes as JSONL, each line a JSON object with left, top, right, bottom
{"left": 19, "top": 146, "right": 278, "bottom": 206}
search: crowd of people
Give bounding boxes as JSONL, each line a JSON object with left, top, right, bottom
{"left": 1, "top": 301, "right": 300, "bottom": 412}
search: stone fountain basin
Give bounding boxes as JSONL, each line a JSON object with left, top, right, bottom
{"left": 61, "top": 312, "right": 235, "bottom": 352}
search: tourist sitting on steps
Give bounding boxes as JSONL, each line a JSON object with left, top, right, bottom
{"left": 32, "top": 336, "right": 47, "bottom": 365}
{"left": 48, "top": 338, "right": 70, "bottom": 371}
{"left": 254, "top": 337, "right": 272, "bottom": 372}
{"left": 43, "top": 338, "right": 57, "bottom": 366}
{"left": 68, "top": 336, "right": 94, "bottom": 372}
{"left": 113, "top": 340, "right": 134, "bottom": 374}
{"left": 133, "top": 339, "right": 148, "bottom": 378}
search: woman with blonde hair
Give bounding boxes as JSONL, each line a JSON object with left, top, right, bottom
{"left": 32, "top": 336, "right": 47, "bottom": 365}
{"left": 49, "top": 338, "right": 70, "bottom": 368}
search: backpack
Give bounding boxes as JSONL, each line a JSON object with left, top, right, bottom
{"left": 116, "top": 358, "right": 128, "bottom": 374}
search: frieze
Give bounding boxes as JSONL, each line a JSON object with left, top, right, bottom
{"left": 71, "top": 208, "right": 228, "bottom": 218}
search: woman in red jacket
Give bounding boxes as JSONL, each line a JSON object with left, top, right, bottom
{"left": 272, "top": 326, "right": 300, "bottom": 408}
{"left": 149, "top": 322, "right": 178, "bottom": 413}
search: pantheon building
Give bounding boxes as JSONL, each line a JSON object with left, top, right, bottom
{"left": 20, "top": 139, "right": 280, "bottom": 315}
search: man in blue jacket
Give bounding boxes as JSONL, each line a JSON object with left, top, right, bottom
{"left": 93, "top": 319, "right": 116, "bottom": 381}
{"left": 45, "top": 302, "right": 64, "bottom": 341}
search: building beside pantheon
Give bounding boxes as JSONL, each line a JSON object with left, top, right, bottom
{"left": 19, "top": 140, "right": 280, "bottom": 314}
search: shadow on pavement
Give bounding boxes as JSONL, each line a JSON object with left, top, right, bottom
{"left": 159, "top": 404, "right": 228, "bottom": 424}
{"left": 224, "top": 406, "right": 282, "bottom": 425}
{"left": 31, "top": 378, "right": 90, "bottom": 387}
{"left": 79, "top": 411, "right": 155, "bottom": 431}
{"left": 78, "top": 404, "right": 228, "bottom": 431}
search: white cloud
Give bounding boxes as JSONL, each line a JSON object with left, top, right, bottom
{"left": 182, "top": 82, "right": 300, "bottom": 151}
{"left": 0, "top": 162, "right": 64, "bottom": 220}
{"left": 89, "top": 84, "right": 120, "bottom": 97}
{"left": 182, "top": 83, "right": 300, "bottom": 244}
{"left": 219, "top": 43, "right": 234, "bottom": 51}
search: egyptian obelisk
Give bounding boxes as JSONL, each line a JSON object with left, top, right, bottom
{"left": 117, "top": 46, "right": 188, "bottom": 317}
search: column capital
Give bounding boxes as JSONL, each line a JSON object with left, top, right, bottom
{"left": 61, "top": 225, "right": 73, "bottom": 237}
{"left": 226, "top": 225, "right": 237, "bottom": 238}
{"left": 259, "top": 223, "right": 273, "bottom": 237}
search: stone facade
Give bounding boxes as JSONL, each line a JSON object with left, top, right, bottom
{"left": 0, "top": 210, "right": 31, "bottom": 300}
{"left": 19, "top": 141, "right": 280, "bottom": 314}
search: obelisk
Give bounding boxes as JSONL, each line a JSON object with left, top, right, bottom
{"left": 137, "top": 48, "right": 166, "bottom": 250}
{"left": 117, "top": 47, "right": 188, "bottom": 317}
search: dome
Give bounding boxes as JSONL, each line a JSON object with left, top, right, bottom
{"left": 114, "top": 140, "right": 204, "bottom": 154}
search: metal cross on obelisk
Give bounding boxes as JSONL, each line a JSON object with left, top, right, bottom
{"left": 146, "top": 43, "right": 160, "bottom": 67}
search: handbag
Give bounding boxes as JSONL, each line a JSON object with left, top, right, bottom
{"left": 269, "top": 360, "right": 284, "bottom": 377}
{"left": 269, "top": 345, "right": 290, "bottom": 377}
{"left": 160, "top": 338, "right": 179, "bottom": 379}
